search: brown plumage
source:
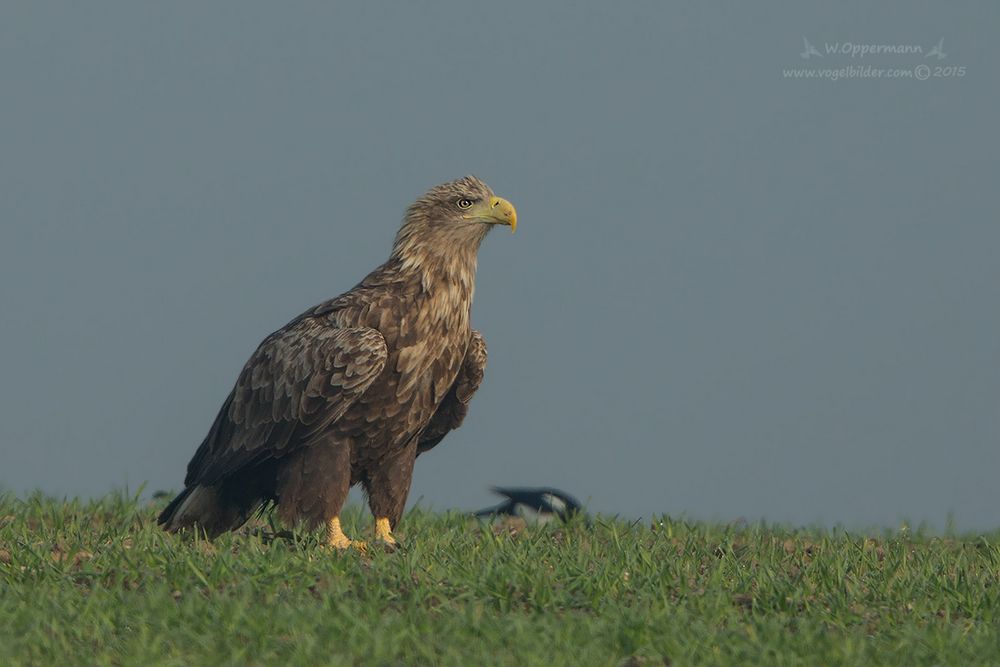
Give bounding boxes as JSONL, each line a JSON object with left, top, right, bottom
{"left": 158, "top": 176, "right": 516, "bottom": 547}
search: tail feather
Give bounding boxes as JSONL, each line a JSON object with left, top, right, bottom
{"left": 157, "top": 487, "right": 193, "bottom": 528}
{"left": 157, "top": 485, "right": 246, "bottom": 538}
{"left": 473, "top": 500, "right": 516, "bottom": 518}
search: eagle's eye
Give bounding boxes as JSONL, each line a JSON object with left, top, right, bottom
{"left": 456, "top": 198, "right": 474, "bottom": 210}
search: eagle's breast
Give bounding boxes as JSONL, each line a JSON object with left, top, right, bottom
{"left": 336, "top": 271, "right": 473, "bottom": 464}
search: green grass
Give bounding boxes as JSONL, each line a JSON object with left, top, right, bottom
{"left": 2, "top": 493, "right": 1000, "bottom": 666}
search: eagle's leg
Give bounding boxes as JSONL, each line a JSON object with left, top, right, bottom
{"left": 364, "top": 443, "right": 417, "bottom": 547}
{"left": 326, "top": 516, "right": 366, "bottom": 551}
{"left": 277, "top": 441, "right": 362, "bottom": 549}
{"left": 374, "top": 517, "right": 396, "bottom": 546}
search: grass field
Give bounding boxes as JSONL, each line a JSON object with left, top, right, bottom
{"left": 2, "top": 493, "right": 999, "bottom": 666}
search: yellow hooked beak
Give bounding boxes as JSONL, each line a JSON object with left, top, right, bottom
{"left": 466, "top": 196, "right": 517, "bottom": 233}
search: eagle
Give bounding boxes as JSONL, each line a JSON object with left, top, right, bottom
{"left": 158, "top": 176, "right": 516, "bottom": 549}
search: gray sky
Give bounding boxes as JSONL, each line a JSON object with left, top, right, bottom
{"left": 2, "top": 3, "right": 998, "bottom": 530}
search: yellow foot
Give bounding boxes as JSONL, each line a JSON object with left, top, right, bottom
{"left": 374, "top": 517, "right": 398, "bottom": 550}
{"left": 326, "top": 517, "right": 367, "bottom": 551}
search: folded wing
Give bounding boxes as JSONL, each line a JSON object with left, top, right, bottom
{"left": 184, "top": 323, "right": 388, "bottom": 486}
{"left": 416, "top": 329, "right": 487, "bottom": 455}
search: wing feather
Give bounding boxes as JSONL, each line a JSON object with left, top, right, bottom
{"left": 184, "top": 323, "right": 387, "bottom": 485}
{"left": 416, "top": 329, "right": 487, "bottom": 455}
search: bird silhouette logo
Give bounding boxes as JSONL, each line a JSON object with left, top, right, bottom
{"left": 926, "top": 38, "right": 947, "bottom": 60}
{"left": 801, "top": 37, "right": 823, "bottom": 59}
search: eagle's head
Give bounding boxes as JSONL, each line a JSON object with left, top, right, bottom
{"left": 410, "top": 175, "right": 517, "bottom": 234}
{"left": 393, "top": 176, "right": 516, "bottom": 263}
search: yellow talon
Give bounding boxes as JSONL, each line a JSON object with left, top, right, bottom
{"left": 326, "top": 517, "right": 367, "bottom": 551}
{"left": 374, "top": 517, "right": 397, "bottom": 546}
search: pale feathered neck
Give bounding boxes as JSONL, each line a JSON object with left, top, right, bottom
{"left": 389, "top": 213, "right": 490, "bottom": 287}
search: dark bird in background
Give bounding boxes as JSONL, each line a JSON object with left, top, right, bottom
{"left": 158, "top": 176, "right": 517, "bottom": 549}
{"left": 475, "top": 487, "right": 584, "bottom": 523}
